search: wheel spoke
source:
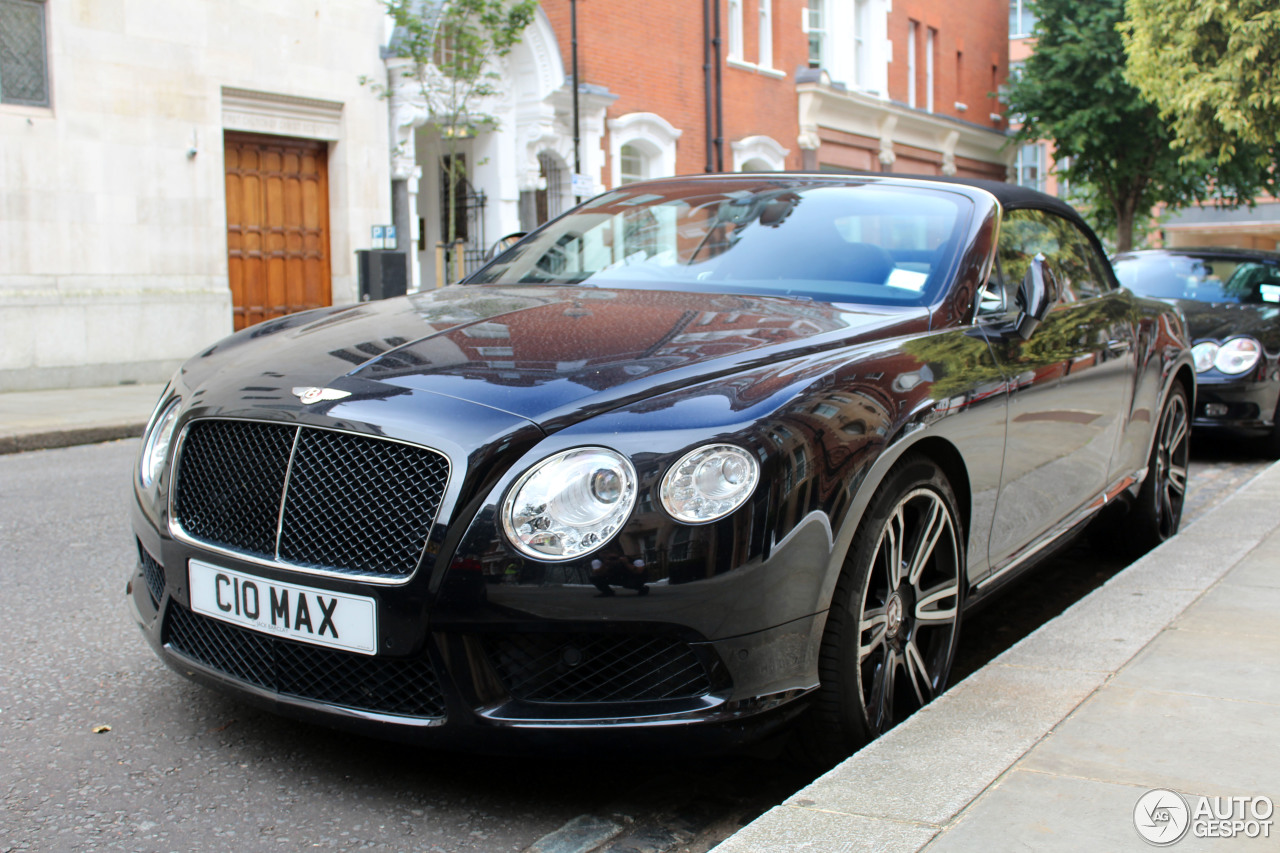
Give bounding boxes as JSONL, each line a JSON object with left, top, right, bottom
{"left": 882, "top": 506, "right": 905, "bottom": 589}
{"left": 914, "top": 581, "right": 959, "bottom": 623}
{"left": 878, "top": 650, "right": 898, "bottom": 729}
{"left": 1169, "top": 412, "right": 1188, "bottom": 454}
{"left": 1168, "top": 463, "right": 1188, "bottom": 496}
{"left": 906, "top": 497, "right": 949, "bottom": 586}
{"left": 859, "top": 609, "right": 888, "bottom": 663}
{"left": 903, "top": 639, "right": 932, "bottom": 705}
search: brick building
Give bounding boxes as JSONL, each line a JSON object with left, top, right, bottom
{"left": 396, "top": 0, "right": 1015, "bottom": 289}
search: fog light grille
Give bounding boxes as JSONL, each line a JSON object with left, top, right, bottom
{"left": 483, "top": 633, "right": 713, "bottom": 704}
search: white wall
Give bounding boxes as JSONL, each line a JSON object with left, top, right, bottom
{"left": 0, "top": 0, "right": 392, "bottom": 390}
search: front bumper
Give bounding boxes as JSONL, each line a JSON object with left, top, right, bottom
{"left": 127, "top": 499, "right": 824, "bottom": 751}
{"left": 1191, "top": 376, "right": 1280, "bottom": 434}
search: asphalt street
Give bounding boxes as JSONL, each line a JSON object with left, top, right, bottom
{"left": 0, "top": 436, "right": 1269, "bottom": 852}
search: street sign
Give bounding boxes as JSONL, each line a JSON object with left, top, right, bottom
{"left": 372, "top": 225, "right": 385, "bottom": 250}
{"left": 572, "top": 173, "right": 594, "bottom": 198}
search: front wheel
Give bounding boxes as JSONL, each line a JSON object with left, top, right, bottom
{"left": 797, "top": 455, "right": 964, "bottom": 765}
{"left": 1127, "top": 383, "right": 1190, "bottom": 555}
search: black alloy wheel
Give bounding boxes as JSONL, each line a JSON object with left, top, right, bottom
{"left": 1129, "top": 383, "right": 1190, "bottom": 554}
{"left": 799, "top": 455, "right": 963, "bottom": 764}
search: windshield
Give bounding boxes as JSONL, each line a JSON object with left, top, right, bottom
{"left": 468, "top": 180, "right": 973, "bottom": 307}
{"left": 1115, "top": 252, "right": 1280, "bottom": 305}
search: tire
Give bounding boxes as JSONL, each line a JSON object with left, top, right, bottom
{"left": 1126, "top": 382, "right": 1190, "bottom": 555}
{"left": 796, "top": 454, "right": 964, "bottom": 766}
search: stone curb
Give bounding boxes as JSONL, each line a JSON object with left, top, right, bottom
{"left": 0, "top": 422, "right": 147, "bottom": 455}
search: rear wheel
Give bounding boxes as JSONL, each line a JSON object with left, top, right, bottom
{"left": 797, "top": 455, "right": 963, "bottom": 765}
{"left": 1127, "top": 383, "right": 1190, "bottom": 555}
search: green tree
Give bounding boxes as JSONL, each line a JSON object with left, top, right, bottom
{"left": 384, "top": 0, "right": 537, "bottom": 245}
{"left": 1122, "top": 0, "right": 1280, "bottom": 172}
{"left": 1004, "top": 0, "right": 1269, "bottom": 251}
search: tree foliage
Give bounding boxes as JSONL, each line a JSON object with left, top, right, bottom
{"left": 1004, "top": 0, "right": 1271, "bottom": 251}
{"left": 1122, "top": 0, "right": 1280, "bottom": 171}
{"left": 384, "top": 0, "right": 537, "bottom": 244}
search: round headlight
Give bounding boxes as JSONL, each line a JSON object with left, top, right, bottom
{"left": 660, "top": 444, "right": 760, "bottom": 524}
{"left": 139, "top": 398, "right": 182, "bottom": 487}
{"left": 1191, "top": 341, "right": 1218, "bottom": 374}
{"left": 502, "top": 447, "right": 637, "bottom": 561}
{"left": 1214, "top": 337, "right": 1262, "bottom": 375}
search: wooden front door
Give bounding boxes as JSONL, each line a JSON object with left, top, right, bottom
{"left": 224, "top": 132, "right": 331, "bottom": 330}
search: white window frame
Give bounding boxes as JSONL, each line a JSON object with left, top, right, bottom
{"left": 1009, "top": 0, "right": 1038, "bottom": 38}
{"left": 731, "top": 135, "right": 789, "bottom": 172}
{"left": 926, "top": 27, "right": 936, "bottom": 113}
{"left": 907, "top": 20, "right": 918, "bottom": 109}
{"left": 758, "top": 0, "right": 774, "bottom": 69}
{"left": 804, "top": 0, "right": 827, "bottom": 69}
{"left": 607, "top": 112, "right": 682, "bottom": 189}
{"left": 728, "top": 0, "right": 744, "bottom": 61}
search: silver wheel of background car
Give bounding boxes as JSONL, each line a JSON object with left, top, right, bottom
{"left": 798, "top": 455, "right": 963, "bottom": 765}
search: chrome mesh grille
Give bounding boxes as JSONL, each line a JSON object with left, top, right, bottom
{"left": 172, "top": 419, "right": 449, "bottom": 578}
{"left": 164, "top": 603, "right": 446, "bottom": 719}
{"left": 483, "top": 633, "right": 714, "bottom": 704}
{"left": 137, "top": 541, "right": 166, "bottom": 607}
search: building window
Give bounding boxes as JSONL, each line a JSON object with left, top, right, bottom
{"left": 732, "top": 135, "right": 789, "bottom": 172}
{"left": 758, "top": 0, "right": 773, "bottom": 68}
{"left": 806, "top": 0, "right": 827, "bottom": 68}
{"left": 907, "top": 20, "right": 918, "bottom": 108}
{"left": 608, "top": 112, "right": 682, "bottom": 189}
{"left": 728, "top": 0, "right": 744, "bottom": 60}
{"left": 925, "top": 27, "right": 936, "bottom": 113}
{"left": 1016, "top": 143, "right": 1045, "bottom": 192}
{"left": 619, "top": 143, "right": 646, "bottom": 184}
{"left": 1009, "top": 0, "right": 1038, "bottom": 38}
{"left": 853, "top": 0, "right": 870, "bottom": 88}
{"left": 0, "top": 0, "right": 49, "bottom": 107}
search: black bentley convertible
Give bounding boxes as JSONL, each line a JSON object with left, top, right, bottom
{"left": 129, "top": 174, "right": 1193, "bottom": 760}
{"left": 1114, "top": 247, "right": 1280, "bottom": 455}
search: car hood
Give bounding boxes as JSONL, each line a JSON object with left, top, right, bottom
{"left": 182, "top": 285, "right": 927, "bottom": 427}
{"left": 1172, "top": 299, "right": 1280, "bottom": 351}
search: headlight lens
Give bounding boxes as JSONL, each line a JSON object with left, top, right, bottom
{"left": 139, "top": 397, "right": 182, "bottom": 487}
{"left": 1191, "top": 341, "right": 1218, "bottom": 374}
{"left": 502, "top": 447, "right": 637, "bottom": 560}
{"left": 1215, "top": 337, "right": 1262, "bottom": 375}
{"left": 660, "top": 444, "right": 759, "bottom": 524}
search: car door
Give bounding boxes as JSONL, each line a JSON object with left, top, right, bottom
{"left": 979, "top": 208, "right": 1136, "bottom": 577}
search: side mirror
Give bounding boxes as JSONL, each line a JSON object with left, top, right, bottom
{"left": 485, "top": 232, "right": 527, "bottom": 262}
{"left": 1014, "top": 253, "right": 1059, "bottom": 340}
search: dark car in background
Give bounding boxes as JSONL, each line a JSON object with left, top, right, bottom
{"left": 129, "top": 174, "right": 1193, "bottom": 763}
{"left": 1114, "top": 247, "right": 1280, "bottom": 455}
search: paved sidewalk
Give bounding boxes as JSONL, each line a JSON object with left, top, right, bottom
{"left": 0, "top": 383, "right": 164, "bottom": 454}
{"left": 714, "top": 462, "right": 1280, "bottom": 851}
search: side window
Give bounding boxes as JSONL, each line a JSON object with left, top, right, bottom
{"left": 996, "top": 208, "right": 1112, "bottom": 304}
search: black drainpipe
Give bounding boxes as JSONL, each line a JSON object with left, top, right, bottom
{"left": 712, "top": 0, "right": 724, "bottom": 171}
{"left": 703, "top": 0, "right": 714, "bottom": 172}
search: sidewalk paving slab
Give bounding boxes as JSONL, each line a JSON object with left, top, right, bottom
{"left": 0, "top": 384, "right": 163, "bottom": 454}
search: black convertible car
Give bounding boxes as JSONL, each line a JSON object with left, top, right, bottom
{"left": 129, "top": 174, "right": 1193, "bottom": 760}
{"left": 1114, "top": 247, "right": 1280, "bottom": 454}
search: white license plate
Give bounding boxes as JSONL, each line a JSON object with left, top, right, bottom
{"left": 188, "top": 560, "right": 377, "bottom": 655}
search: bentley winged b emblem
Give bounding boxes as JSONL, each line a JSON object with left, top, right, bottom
{"left": 292, "top": 386, "right": 352, "bottom": 405}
